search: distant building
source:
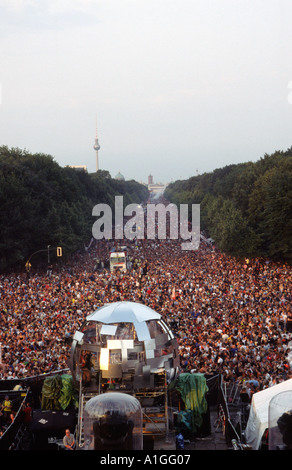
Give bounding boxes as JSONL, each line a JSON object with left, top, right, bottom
{"left": 147, "top": 174, "right": 166, "bottom": 196}
{"left": 148, "top": 174, "right": 153, "bottom": 185}
{"left": 115, "top": 171, "right": 125, "bottom": 181}
{"left": 68, "top": 165, "right": 87, "bottom": 171}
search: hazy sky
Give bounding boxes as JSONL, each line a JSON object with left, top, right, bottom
{"left": 1, "top": 0, "right": 292, "bottom": 183}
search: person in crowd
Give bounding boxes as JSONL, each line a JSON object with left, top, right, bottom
{"left": 63, "top": 428, "right": 75, "bottom": 450}
{"left": 1, "top": 396, "right": 13, "bottom": 424}
{"left": 22, "top": 402, "right": 32, "bottom": 427}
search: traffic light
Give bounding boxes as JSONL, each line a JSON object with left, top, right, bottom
{"left": 25, "top": 261, "right": 31, "bottom": 272}
{"left": 57, "top": 247, "right": 62, "bottom": 257}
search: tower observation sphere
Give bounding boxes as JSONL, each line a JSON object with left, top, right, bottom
{"left": 93, "top": 139, "right": 100, "bottom": 151}
{"left": 93, "top": 135, "right": 100, "bottom": 172}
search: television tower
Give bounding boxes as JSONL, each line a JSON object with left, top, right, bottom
{"left": 93, "top": 120, "right": 100, "bottom": 172}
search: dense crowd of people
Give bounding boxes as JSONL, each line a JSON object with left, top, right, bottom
{"left": 0, "top": 226, "right": 291, "bottom": 400}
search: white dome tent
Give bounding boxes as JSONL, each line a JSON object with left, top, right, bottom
{"left": 268, "top": 390, "right": 292, "bottom": 450}
{"left": 245, "top": 378, "right": 292, "bottom": 450}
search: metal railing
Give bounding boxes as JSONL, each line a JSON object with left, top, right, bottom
{"left": 0, "top": 389, "right": 29, "bottom": 450}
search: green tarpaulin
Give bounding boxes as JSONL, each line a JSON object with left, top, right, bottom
{"left": 174, "top": 373, "right": 209, "bottom": 433}
{"left": 41, "top": 374, "right": 78, "bottom": 411}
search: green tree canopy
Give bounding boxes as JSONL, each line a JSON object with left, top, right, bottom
{"left": 165, "top": 147, "right": 292, "bottom": 262}
{"left": 0, "top": 146, "right": 149, "bottom": 272}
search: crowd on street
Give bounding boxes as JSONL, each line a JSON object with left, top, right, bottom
{"left": 0, "top": 229, "right": 291, "bottom": 400}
